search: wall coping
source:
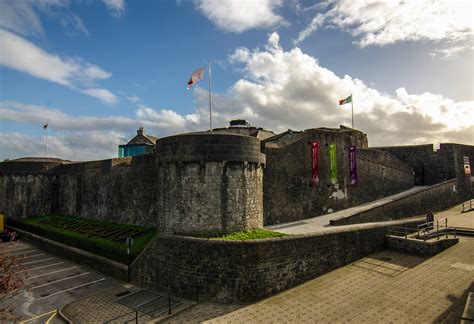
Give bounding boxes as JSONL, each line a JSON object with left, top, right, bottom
{"left": 330, "top": 179, "right": 457, "bottom": 224}
{"left": 155, "top": 132, "right": 266, "bottom": 164}
{"left": 386, "top": 235, "right": 459, "bottom": 246}
{"left": 156, "top": 217, "right": 424, "bottom": 246}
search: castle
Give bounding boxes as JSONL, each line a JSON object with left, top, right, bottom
{"left": 0, "top": 122, "right": 473, "bottom": 302}
{"left": 1, "top": 121, "right": 472, "bottom": 236}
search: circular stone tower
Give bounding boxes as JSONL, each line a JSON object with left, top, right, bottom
{"left": 154, "top": 132, "right": 265, "bottom": 236}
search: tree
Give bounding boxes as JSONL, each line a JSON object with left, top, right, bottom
{"left": 0, "top": 240, "right": 29, "bottom": 323}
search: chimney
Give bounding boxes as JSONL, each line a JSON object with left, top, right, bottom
{"left": 137, "top": 127, "right": 144, "bottom": 136}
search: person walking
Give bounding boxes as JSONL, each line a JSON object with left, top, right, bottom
{"left": 426, "top": 210, "right": 434, "bottom": 230}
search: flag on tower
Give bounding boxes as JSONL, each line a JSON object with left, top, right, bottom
{"left": 187, "top": 68, "right": 204, "bottom": 89}
{"left": 338, "top": 94, "right": 352, "bottom": 105}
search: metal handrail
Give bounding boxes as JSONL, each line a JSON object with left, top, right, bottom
{"left": 387, "top": 226, "right": 418, "bottom": 239}
{"left": 389, "top": 218, "right": 457, "bottom": 241}
{"left": 462, "top": 199, "right": 474, "bottom": 213}
{"left": 416, "top": 218, "right": 458, "bottom": 241}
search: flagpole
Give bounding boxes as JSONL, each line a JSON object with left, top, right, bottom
{"left": 44, "top": 122, "right": 48, "bottom": 158}
{"left": 351, "top": 94, "right": 354, "bottom": 129}
{"left": 208, "top": 61, "right": 212, "bottom": 132}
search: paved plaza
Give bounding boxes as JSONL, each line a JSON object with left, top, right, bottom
{"left": 165, "top": 236, "right": 474, "bottom": 323}
{"left": 0, "top": 241, "right": 123, "bottom": 323}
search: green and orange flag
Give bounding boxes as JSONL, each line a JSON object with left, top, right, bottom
{"left": 338, "top": 94, "right": 352, "bottom": 105}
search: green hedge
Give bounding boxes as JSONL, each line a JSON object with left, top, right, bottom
{"left": 9, "top": 215, "right": 156, "bottom": 264}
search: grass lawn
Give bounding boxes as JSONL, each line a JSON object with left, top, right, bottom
{"left": 15, "top": 215, "right": 156, "bottom": 263}
{"left": 211, "top": 228, "right": 288, "bottom": 240}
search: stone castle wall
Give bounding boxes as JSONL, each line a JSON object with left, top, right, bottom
{"left": 0, "top": 133, "right": 265, "bottom": 236}
{"left": 1, "top": 130, "right": 471, "bottom": 232}
{"left": 263, "top": 128, "right": 414, "bottom": 225}
{"left": 132, "top": 217, "right": 424, "bottom": 302}
{"left": 374, "top": 143, "right": 474, "bottom": 200}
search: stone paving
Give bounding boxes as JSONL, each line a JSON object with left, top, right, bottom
{"left": 164, "top": 236, "right": 474, "bottom": 323}
{"left": 433, "top": 203, "right": 474, "bottom": 230}
{"left": 60, "top": 284, "right": 195, "bottom": 323}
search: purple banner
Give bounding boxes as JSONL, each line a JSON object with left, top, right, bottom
{"left": 311, "top": 141, "right": 320, "bottom": 186}
{"left": 349, "top": 145, "right": 358, "bottom": 185}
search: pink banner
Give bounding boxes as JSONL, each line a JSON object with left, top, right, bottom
{"left": 349, "top": 145, "right": 358, "bottom": 185}
{"left": 311, "top": 141, "right": 320, "bottom": 186}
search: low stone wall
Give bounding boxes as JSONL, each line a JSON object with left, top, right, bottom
{"left": 330, "top": 179, "right": 459, "bottom": 226}
{"left": 9, "top": 226, "right": 128, "bottom": 281}
{"left": 132, "top": 218, "right": 423, "bottom": 303}
{"left": 386, "top": 236, "right": 458, "bottom": 256}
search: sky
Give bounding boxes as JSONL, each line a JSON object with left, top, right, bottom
{"left": 0, "top": 0, "right": 473, "bottom": 161}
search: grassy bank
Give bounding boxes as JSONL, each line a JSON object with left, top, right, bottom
{"left": 13, "top": 215, "right": 156, "bottom": 263}
{"left": 211, "top": 228, "right": 287, "bottom": 240}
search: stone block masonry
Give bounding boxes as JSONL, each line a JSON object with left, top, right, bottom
{"left": 131, "top": 218, "right": 424, "bottom": 303}
{"left": 330, "top": 179, "right": 460, "bottom": 225}
{"left": 263, "top": 127, "right": 414, "bottom": 225}
{"left": 0, "top": 133, "right": 265, "bottom": 236}
{"left": 386, "top": 235, "right": 458, "bottom": 256}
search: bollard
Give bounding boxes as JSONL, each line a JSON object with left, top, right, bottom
{"left": 445, "top": 218, "right": 448, "bottom": 238}
{"left": 437, "top": 220, "right": 439, "bottom": 240}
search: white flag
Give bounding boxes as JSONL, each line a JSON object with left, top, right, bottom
{"left": 187, "top": 68, "right": 204, "bottom": 89}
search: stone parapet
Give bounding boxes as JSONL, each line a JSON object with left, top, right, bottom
{"left": 155, "top": 133, "right": 265, "bottom": 164}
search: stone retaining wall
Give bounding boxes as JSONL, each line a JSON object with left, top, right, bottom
{"left": 132, "top": 217, "right": 423, "bottom": 303}
{"left": 330, "top": 179, "right": 460, "bottom": 226}
{"left": 386, "top": 235, "right": 458, "bottom": 256}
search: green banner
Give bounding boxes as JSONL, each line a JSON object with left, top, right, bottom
{"left": 329, "top": 144, "right": 338, "bottom": 184}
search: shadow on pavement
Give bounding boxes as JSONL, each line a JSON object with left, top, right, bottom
{"left": 433, "top": 281, "right": 474, "bottom": 323}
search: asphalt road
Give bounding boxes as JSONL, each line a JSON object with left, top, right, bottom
{"left": 1, "top": 240, "right": 123, "bottom": 323}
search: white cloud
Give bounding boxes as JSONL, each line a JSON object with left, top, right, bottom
{"left": 295, "top": 0, "right": 474, "bottom": 54}
{"left": 0, "top": 29, "right": 116, "bottom": 104}
{"left": 81, "top": 88, "right": 119, "bottom": 104}
{"left": 0, "top": 101, "right": 140, "bottom": 132}
{"left": 136, "top": 105, "right": 201, "bottom": 132}
{"left": 195, "top": 0, "right": 285, "bottom": 33}
{"left": 0, "top": 29, "right": 111, "bottom": 86}
{"left": 103, "top": 0, "right": 126, "bottom": 17}
{"left": 0, "top": 101, "right": 201, "bottom": 160}
{"left": 0, "top": 131, "right": 123, "bottom": 161}
{"left": 0, "top": 0, "right": 87, "bottom": 37}
{"left": 126, "top": 95, "right": 141, "bottom": 103}
{"left": 2, "top": 33, "right": 473, "bottom": 160}
{"left": 223, "top": 32, "right": 474, "bottom": 146}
